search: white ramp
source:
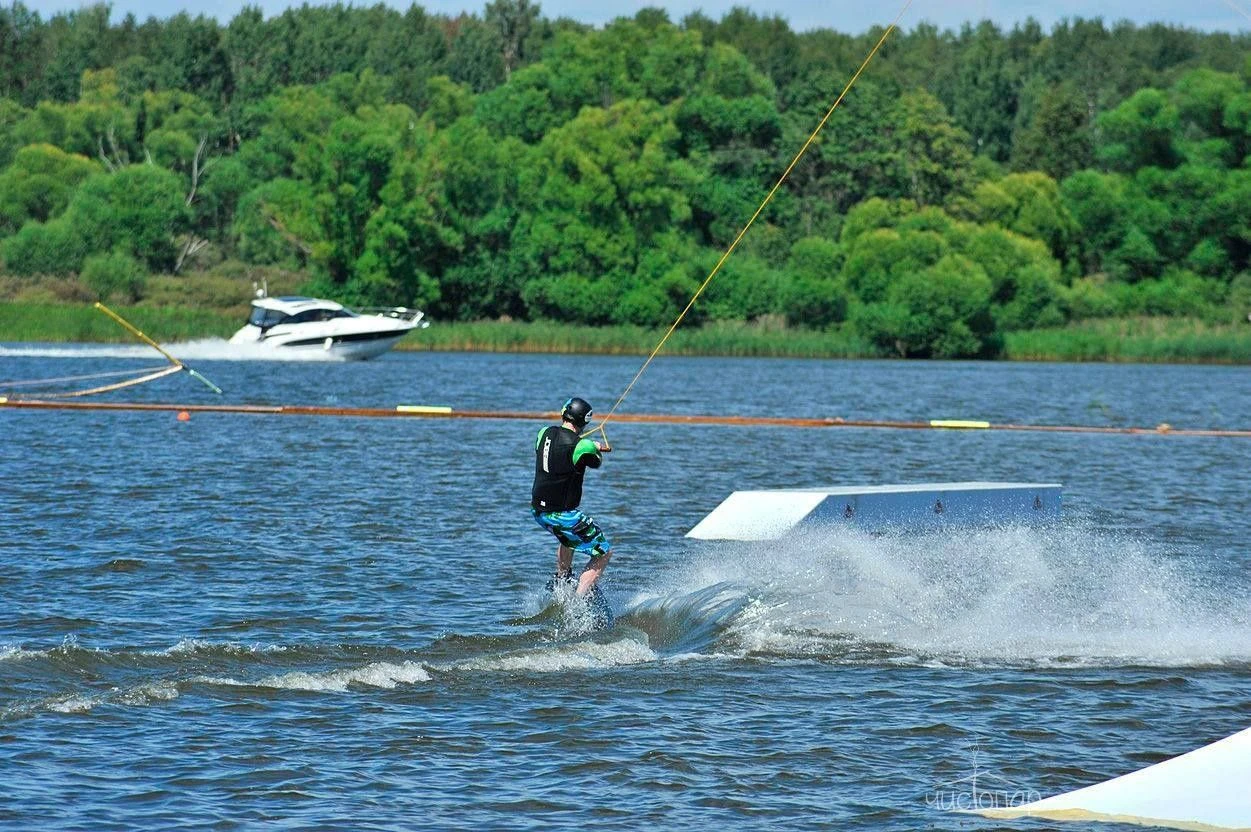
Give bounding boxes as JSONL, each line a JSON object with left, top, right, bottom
{"left": 686, "top": 482, "right": 1061, "bottom": 540}
{"left": 974, "top": 726, "right": 1251, "bottom": 831}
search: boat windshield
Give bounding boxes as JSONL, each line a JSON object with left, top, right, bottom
{"left": 248, "top": 306, "right": 354, "bottom": 328}
{"left": 248, "top": 306, "right": 288, "bottom": 328}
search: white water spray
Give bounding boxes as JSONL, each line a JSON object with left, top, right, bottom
{"left": 631, "top": 523, "right": 1251, "bottom": 667}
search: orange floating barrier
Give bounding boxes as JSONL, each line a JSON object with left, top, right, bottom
{"left": 3, "top": 398, "right": 1251, "bottom": 439}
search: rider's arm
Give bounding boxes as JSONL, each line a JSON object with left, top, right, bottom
{"left": 572, "top": 437, "right": 603, "bottom": 470}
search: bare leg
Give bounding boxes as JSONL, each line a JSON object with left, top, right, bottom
{"left": 576, "top": 551, "right": 611, "bottom": 596}
{"left": 556, "top": 543, "right": 573, "bottom": 578}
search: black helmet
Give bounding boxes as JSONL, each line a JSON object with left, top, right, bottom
{"left": 561, "top": 396, "right": 593, "bottom": 428}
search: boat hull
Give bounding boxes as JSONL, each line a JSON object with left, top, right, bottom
{"left": 228, "top": 324, "right": 417, "bottom": 360}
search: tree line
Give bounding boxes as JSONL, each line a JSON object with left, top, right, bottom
{"left": 1, "top": 1, "right": 1250, "bottom": 356}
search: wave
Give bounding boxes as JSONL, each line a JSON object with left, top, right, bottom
{"left": 3, "top": 680, "right": 182, "bottom": 719}
{"left": 1, "top": 645, "right": 29, "bottom": 662}
{"left": 437, "top": 636, "right": 656, "bottom": 674}
{"left": 2, "top": 658, "right": 432, "bottom": 718}
{"left": 0, "top": 634, "right": 104, "bottom": 665}
{"left": 0, "top": 629, "right": 652, "bottom": 718}
{"left": 0, "top": 636, "right": 290, "bottom": 668}
{"left": 160, "top": 638, "right": 291, "bottom": 658}
{"left": 618, "top": 583, "right": 755, "bottom": 655}
{"left": 196, "top": 660, "right": 432, "bottom": 692}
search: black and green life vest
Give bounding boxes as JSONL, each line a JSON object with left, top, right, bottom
{"left": 532, "top": 425, "right": 602, "bottom": 511}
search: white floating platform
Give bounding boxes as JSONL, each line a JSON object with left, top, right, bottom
{"left": 975, "top": 725, "right": 1251, "bottom": 831}
{"left": 686, "top": 482, "right": 1062, "bottom": 540}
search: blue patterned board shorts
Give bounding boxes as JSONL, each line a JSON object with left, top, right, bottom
{"left": 531, "top": 508, "right": 611, "bottom": 558}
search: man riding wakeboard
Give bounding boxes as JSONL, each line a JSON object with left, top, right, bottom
{"left": 531, "top": 397, "right": 613, "bottom": 599}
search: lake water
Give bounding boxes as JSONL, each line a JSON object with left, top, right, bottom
{"left": 2, "top": 343, "right": 1250, "bottom": 830}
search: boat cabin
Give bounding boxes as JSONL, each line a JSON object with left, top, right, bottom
{"left": 247, "top": 297, "right": 356, "bottom": 330}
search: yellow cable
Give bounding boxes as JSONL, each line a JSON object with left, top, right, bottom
{"left": 93, "top": 302, "right": 183, "bottom": 368}
{"left": 92, "top": 302, "right": 224, "bottom": 394}
{"left": 594, "top": 0, "right": 913, "bottom": 433}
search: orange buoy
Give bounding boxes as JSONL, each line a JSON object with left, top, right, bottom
{"left": 177, "top": 411, "right": 190, "bottom": 422}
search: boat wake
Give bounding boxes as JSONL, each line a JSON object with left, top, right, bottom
{"left": 0, "top": 344, "right": 160, "bottom": 360}
{"left": 5, "top": 522, "right": 1249, "bottom": 719}
{"left": 0, "top": 340, "right": 363, "bottom": 362}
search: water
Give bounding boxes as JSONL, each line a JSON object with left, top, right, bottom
{"left": 2, "top": 343, "right": 1250, "bottom": 830}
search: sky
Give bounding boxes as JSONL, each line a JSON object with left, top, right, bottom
{"left": 17, "top": 0, "right": 1251, "bottom": 34}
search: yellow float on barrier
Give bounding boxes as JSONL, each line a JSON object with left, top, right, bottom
{"left": 396, "top": 405, "right": 453, "bottom": 414}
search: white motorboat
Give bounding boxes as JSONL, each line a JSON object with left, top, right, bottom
{"left": 228, "top": 294, "right": 427, "bottom": 360}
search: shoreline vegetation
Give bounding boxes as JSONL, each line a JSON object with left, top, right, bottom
{"left": 2, "top": 8, "right": 1251, "bottom": 364}
{"left": 5, "top": 301, "right": 1251, "bottom": 364}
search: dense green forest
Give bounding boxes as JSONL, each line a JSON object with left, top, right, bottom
{"left": 2, "top": 1, "right": 1250, "bottom": 357}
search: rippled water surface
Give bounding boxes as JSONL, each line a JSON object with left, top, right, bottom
{"left": 2, "top": 343, "right": 1250, "bottom": 830}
